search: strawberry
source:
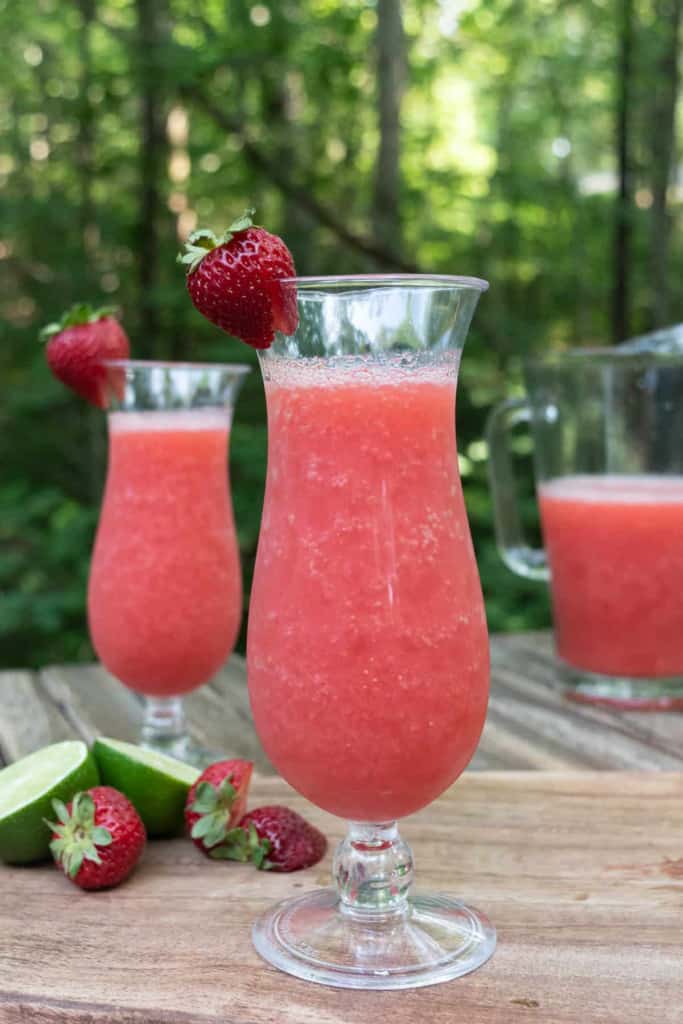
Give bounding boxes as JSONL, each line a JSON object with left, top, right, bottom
{"left": 46, "top": 786, "right": 145, "bottom": 890}
{"left": 179, "top": 209, "right": 297, "bottom": 349}
{"left": 41, "top": 303, "right": 130, "bottom": 408}
{"left": 211, "top": 805, "right": 327, "bottom": 873}
{"left": 184, "top": 759, "right": 254, "bottom": 855}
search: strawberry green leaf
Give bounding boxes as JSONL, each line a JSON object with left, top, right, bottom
{"left": 66, "top": 849, "right": 84, "bottom": 879}
{"left": 178, "top": 230, "right": 221, "bottom": 275}
{"left": 51, "top": 798, "right": 70, "bottom": 825}
{"left": 39, "top": 303, "right": 118, "bottom": 343}
{"left": 49, "top": 837, "right": 66, "bottom": 858}
{"left": 73, "top": 793, "right": 95, "bottom": 826}
{"left": 91, "top": 827, "right": 113, "bottom": 847}
{"left": 190, "top": 781, "right": 221, "bottom": 815}
{"left": 190, "top": 814, "right": 221, "bottom": 840}
{"left": 224, "top": 208, "right": 255, "bottom": 236}
{"left": 45, "top": 820, "right": 67, "bottom": 839}
{"left": 178, "top": 210, "right": 256, "bottom": 275}
{"left": 208, "top": 828, "right": 251, "bottom": 862}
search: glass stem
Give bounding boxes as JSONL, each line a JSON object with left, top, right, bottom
{"left": 333, "top": 821, "right": 414, "bottom": 921}
{"left": 141, "top": 696, "right": 187, "bottom": 749}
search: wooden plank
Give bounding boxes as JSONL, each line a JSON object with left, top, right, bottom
{"left": 492, "top": 631, "right": 683, "bottom": 760}
{"left": 0, "top": 772, "right": 680, "bottom": 1024}
{"left": 487, "top": 633, "right": 683, "bottom": 770}
{"left": 39, "top": 665, "right": 142, "bottom": 746}
{"left": 0, "top": 671, "right": 72, "bottom": 764}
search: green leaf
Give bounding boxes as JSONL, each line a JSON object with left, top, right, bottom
{"left": 91, "top": 827, "right": 112, "bottom": 847}
{"left": 66, "top": 849, "right": 84, "bottom": 879}
{"left": 51, "top": 798, "right": 70, "bottom": 824}
{"left": 73, "top": 793, "right": 95, "bottom": 826}
{"left": 49, "top": 837, "right": 65, "bottom": 859}
{"left": 217, "top": 776, "right": 236, "bottom": 802}
{"left": 190, "top": 781, "right": 219, "bottom": 814}
{"left": 208, "top": 833, "right": 249, "bottom": 862}
{"left": 187, "top": 228, "right": 219, "bottom": 247}
{"left": 191, "top": 814, "right": 222, "bottom": 840}
{"left": 39, "top": 303, "right": 117, "bottom": 343}
{"left": 83, "top": 846, "right": 103, "bottom": 865}
{"left": 224, "top": 208, "right": 256, "bottom": 235}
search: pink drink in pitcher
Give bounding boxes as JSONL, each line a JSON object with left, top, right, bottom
{"left": 539, "top": 474, "right": 683, "bottom": 679}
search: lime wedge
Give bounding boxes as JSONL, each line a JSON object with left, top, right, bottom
{"left": 92, "top": 737, "right": 200, "bottom": 837}
{"left": 0, "top": 740, "right": 99, "bottom": 864}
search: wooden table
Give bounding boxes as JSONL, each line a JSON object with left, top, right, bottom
{"left": 1, "top": 632, "right": 682, "bottom": 1023}
{"left": 1, "top": 632, "right": 681, "bottom": 770}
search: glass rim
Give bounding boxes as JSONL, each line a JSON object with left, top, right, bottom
{"left": 102, "top": 358, "right": 251, "bottom": 374}
{"left": 277, "top": 274, "right": 489, "bottom": 293}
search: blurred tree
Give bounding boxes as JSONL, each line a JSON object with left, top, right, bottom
{"left": 614, "top": 0, "right": 634, "bottom": 342}
{"left": 1, "top": 0, "right": 681, "bottom": 669}
{"left": 647, "top": 0, "right": 681, "bottom": 326}
{"left": 373, "top": 0, "right": 406, "bottom": 260}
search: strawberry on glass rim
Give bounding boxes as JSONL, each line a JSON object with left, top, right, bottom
{"left": 179, "top": 209, "right": 297, "bottom": 350}
{"left": 41, "top": 303, "right": 130, "bottom": 408}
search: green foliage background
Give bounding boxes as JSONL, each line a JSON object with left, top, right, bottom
{"left": 1, "top": 0, "right": 680, "bottom": 668}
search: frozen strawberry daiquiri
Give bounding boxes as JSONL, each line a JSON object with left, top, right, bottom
{"left": 249, "top": 363, "right": 489, "bottom": 823}
{"left": 88, "top": 361, "right": 249, "bottom": 764}
{"left": 245, "top": 277, "right": 496, "bottom": 990}
{"left": 539, "top": 474, "right": 683, "bottom": 680}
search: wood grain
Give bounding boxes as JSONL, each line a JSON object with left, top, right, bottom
{"left": 1, "top": 633, "right": 680, "bottom": 772}
{"left": 0, "top": 671, "right": 72, "bottom": 766}
{"left": 0, "top": 772, "right": 681, "bottom": 1024}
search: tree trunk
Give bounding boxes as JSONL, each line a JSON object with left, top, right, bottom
{"left": 135, "top": 0, "right": 168, "bottom": 353}
{"left": 648, "top": 0, "right": 681, "bottom": 327}
{"left": 77, "top": 0, "right": 96, "bottom": 267}
{"left": 613, "top": 0, "right": 634, "bottom": 343}
{"left": 373, "top": 0, "right": 405, "bottom": 262}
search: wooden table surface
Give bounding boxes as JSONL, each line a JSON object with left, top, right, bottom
{"left": 1, "top": 631, "right": 682, "bottom": 1021}
{"left": 1, "top": 771, "right": 681, "bottom": 1024}
{"left": 1, "top": 632, "right": 682, "bottom": 771}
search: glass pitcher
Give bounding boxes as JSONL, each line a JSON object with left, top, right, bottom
{"left": 487, "top": 349, "right": 683, "bottom": 709}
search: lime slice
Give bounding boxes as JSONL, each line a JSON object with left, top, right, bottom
{"left": 92, "top": 737, "right": 200, "bottom": 837}
{"left": 0, "top": 740, "right": 99, "bottom": 864}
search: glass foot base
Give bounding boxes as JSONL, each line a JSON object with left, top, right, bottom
{"left": 562, "top": 665, "right": 683, "bottom": 710}
{"left": 252, "top": 888, "right": 496, "bottom": 990}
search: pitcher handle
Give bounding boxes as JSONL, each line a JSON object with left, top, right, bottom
{"left": 485, "top": 397, "right": 550, "bottom": 582}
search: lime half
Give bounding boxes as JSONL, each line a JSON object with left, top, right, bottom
{"left": 92, "top": 737, "right": 200, "bottom": 837}
{"left": 0, "top": 740, "right": 99, "bottom": 864}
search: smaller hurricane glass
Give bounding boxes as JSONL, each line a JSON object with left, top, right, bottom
{"left": 88, "top": 359, "right": 249, "bottom": 765}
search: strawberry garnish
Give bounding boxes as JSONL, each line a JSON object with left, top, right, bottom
{"left": 211, "top": 805, "right": 327, "bottom": 873}
{"left": 178, "top": 209, "right": 297, "bottom": 349}
{"left": 184, "top": 759, "right": 253, "bottom": 855}
{"left": 41, "top": 304, "right": 130, "bottom": 408}
{"left": 46, "top": 786, "right": 145, "bottom": 890}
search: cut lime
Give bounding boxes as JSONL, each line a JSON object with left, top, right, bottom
{"left": 0, "top": 740, "right": 99, "bottom": 864}
{"left": 92, "top": 737, "right": 200, "bottom": 837}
